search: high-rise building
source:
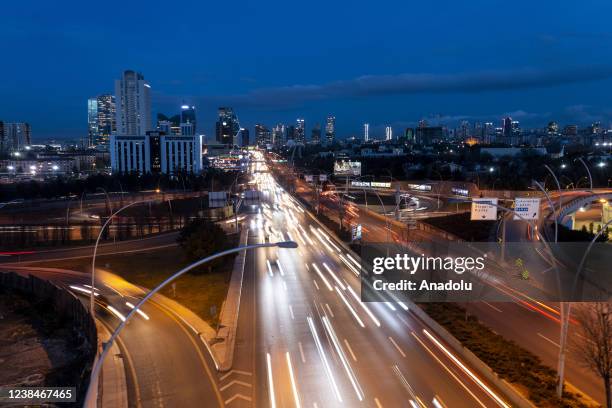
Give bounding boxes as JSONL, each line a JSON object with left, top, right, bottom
{"left": 272, "top": 124, "right": 285, "bottom": 146}
{"left": 255, "top": 124, "right": 272, "bottom": 147}
{"left": 87, "top": 94, "right": 116, "bottom": 148}
{"left": 547, "top": 121, "right": 560, "bottom": 135}
{"left": 286, "top": 125, "right": 296, "bottom": 143}
{"left": 158, "top": 131, "right": 203, "bottom": 175}
{"left": 404, "top": 128, "right": 414, "bottom": 143}
{"left": 295, "top": 118, "right": 305, "bottom": 143}
{"left": 364, "top": 123, "right": 369, "bottom": 141}
{"left": 325, "top": 115, "right": 335, "bottom": 143}
{"left": 240, "top": 128, "right": 250, "bottom": 147}
{"left": 484, "top": 122, "right": 495, "bottom": 144}
{"left": 2, "top": 122, "right": 31, "bottom": 151}
{"left": 180, "top": 105, "right": 197, "bottom": 133}
{"left": 311, "top": 123, "right": 322, "bottom": 144}
{"left": 415, "top": 126, "right": 443, "bottom": 145}
{"left": 385, "top": 126, "right": 393, "bottom": 141}
{"left": 114, "top": 70, "right": 151, "bottom": 136}
{"left": 215, "top": 107, "right": 239, "bottom": 146}
{"left": 502, "top": 117, "right": 513, "bottom": 139}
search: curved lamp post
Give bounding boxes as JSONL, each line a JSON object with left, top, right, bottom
{"left": 90, "top": 200, "right": 148, "bottom": 315}
{"left": 576, "top": 158, "right": 593, "bottom": 191}
{"left": 84, "top": 240, "right": 298, "bottom": 407}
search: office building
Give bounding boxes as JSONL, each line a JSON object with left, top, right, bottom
{"left": 295, "top": 118, "right": 305, "bottom": 143}
{"left": 325, "top": 115, "right": 335, "bottom": 143}
{"left": 385, "top": 126, "right": 393, "bottom": 141}
{"left": 415, "top": 126, "right": 443, "bottom": 145}
{"left": 87, "top": 94, "right": 116, "bottom": 148}
{"left": 180, "top": 105, "right": 196, "bottom": 133}
{"left": 255, "top": 124, "right": 271, "bottom": 147}
{"left": 2, "top": 122, "right": 31, "bottom": 151}
{"left": 159, "top": 132, "right": 203, "bottom": 175}
{"left": 240, "top": 128, "right": 250, "bottom": 147}
{"left": 502, "top": 117, "right": 513, "bottom": 139}
{"left": 311, "top": 123, "right": 322, "bottom": 144}
{"left": 110, "top": 135, "right": 150, "bottom": 173}
{"left": 364, "top": 123, "right": 369, "bottom": 142}
{"left": 215, "top": 107, "right": 239, "bottom": 145}
{"left": 286, "top": 125, "right": 296, "bottom": 143}
{"left": 272, "top": 124, "right": 285, "bottom": 146}
{"left": 114, "top": 70, "right": 152, "bottom": 136}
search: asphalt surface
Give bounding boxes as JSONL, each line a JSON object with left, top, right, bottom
{"left": 224, "top": 159, "right": 513, "bottom": 408}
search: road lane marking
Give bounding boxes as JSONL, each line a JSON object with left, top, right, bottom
{"left": 225, "top": 394, "right": 252, "bottom": 404}
{"left": 411, "top": 332, "right": 487, "bottom": 408}
{"left": 266, "top": 353, "right": 277, "bottom": 408}
{"left": 220, "top": 380, "right": 252, "bottom": 391}
{"left": 286, "top": 352, "right": 302, "bottom": 408}
{"left": 483, "top": 301, "right": 503, "bottom": 313}
{"left": 325, "top": 303, "right": 335, "bottom": 318}
{"left": 220, "top": 370, "right": 252, "bottom": 381}
{"left": 343, "top": 339, "right": 357, "bottom": 362}
{"left": 289, "top": 305, "right": 295, "bottom": 320}
{"left": 313, "top": 279, "right": 320, "bottom": 290}
{"left": 388, "top": 336, "right": 406, "bottom": 357}
{"left": 374, "top": 397, "right": 383, "bottom": 408}
{"left": 298, "top": 341, "right": 306, "bottom": 363}
{"left": 537, "top": 332, "right": 560, "bottom": 348}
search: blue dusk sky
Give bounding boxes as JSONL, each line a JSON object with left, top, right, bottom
{"left": 1, "top": 0, "right": 612, "bottom": 140}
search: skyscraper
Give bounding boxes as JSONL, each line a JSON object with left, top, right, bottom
{"left": 364, "top": 123, "right": 369, "bottom": 142}
{"left": 385, "top": 126, "right": 393, "bottom": 141}
{"left": 240, "top": 128, "right": 250, "bottom": 147}
{"left": 215, "top": 107, "right": 239, "bottom": 146}
{"left": 2, "top": 123, "right": 31, "bottom": 151}
{"left": 114, "top": 70, "right": 151, "bottom": 136}
{"left": 87, "top": 94, "right": 116, "bottom": 148}
{"left": 272, "top": 124, "right": 285, "bottom": 146}
{"left": 311, "top": 123, "right": 322, "bottom": 144}
{"left": 502, "top": 117, "right": 513, "bottom": 139}
{"left": 295, "top": 118, "right": 305, "bottom": 143}
{"left": 255, "top": 124, "right": 271, "bottom": 147}
{"left": 180, "top": 105, "right": 196, "bottom": 133}
{"left": 325, "top": 115, "right": 335, "bottom": 143}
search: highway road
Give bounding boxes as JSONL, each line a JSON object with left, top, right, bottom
{"left": 224, "top": 157, "right": 513, "bottom": 408}
{"left": 287, "top": 169, "right": 605, "bottom": 404}
{"left": 1, "top": 266, "right": 224, "bottom": 408}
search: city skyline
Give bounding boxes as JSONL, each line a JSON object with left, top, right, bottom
{"left": 3, "top": 1, "right": 612, "bottom": 140}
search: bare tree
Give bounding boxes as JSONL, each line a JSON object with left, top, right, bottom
{"left": 572, "top": 302, "right": 612, "bottom": 408}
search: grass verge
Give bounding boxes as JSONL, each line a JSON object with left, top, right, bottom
{"left": 420, "top": 302, "right": 596, "bottom": 408}
{"left": 37, "top": 245, "right": 231, "bottom": 327}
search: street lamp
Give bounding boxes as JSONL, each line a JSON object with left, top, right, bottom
{"left": 90, "top": 200, "right": 148, "bottom": 315}
{"left": 84, "top": 240, "right": 298, "bottom": 407}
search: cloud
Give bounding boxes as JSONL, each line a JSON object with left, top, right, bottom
{"left": 199, "top": 65, "right": 612, "bottom": 109}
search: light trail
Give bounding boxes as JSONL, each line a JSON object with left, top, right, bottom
{"left": 307, "top": 316, "right": 342, "bottom": 402}
{"left": 107, "top": 305, "right": 126, "bottom": 322}
{"left": 125, "top": 301, "right": 150, "bottom": 320}
{"left": 312, "top": 263, "right": 333, "bottom": 291}
{"left": 266, "top": 259, "right": 274, "bottom": 277}
{"left": 347, "top": 285, "right": 381, "bottom": 327}
{"left": 335, "top": 286, "right": 365, "bottom": 328}
{"left": 286, "top": 352, "right": 302, "bottom": 408}
{"left": 322, "top": 262, "right": 346, "bottom": 290}
{"left": 276, "top": 259, "right": 285, "bottom": 276}
{"left": 422, "top": 329, "right": 510, "bottom": 408}
{"left": 322, "top": 316, "right": 364, "bottom": 401}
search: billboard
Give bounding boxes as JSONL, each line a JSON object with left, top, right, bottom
{"left": 407, "top": 183, "right": 432, "bottom": 191}
{"left": 334, "top": 160, "right": 361, "bottom": 176}
{"left": 319, "top": 174, "right": 328, "bottom": 182}
{"left": 470, "top": 198, "right": 498, "bottom": 220}
{"left": 304, "top": 175, "right": 313, "bottom": 183}
{"left": 513, "top": 198, "right": 540, "bottom": 220}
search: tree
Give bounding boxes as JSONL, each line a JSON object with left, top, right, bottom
{"left": 177, "top": 219, "right": 230, "bottom": 273}
{"left": 572, "top": 302, "right": 612, "bottom": 408}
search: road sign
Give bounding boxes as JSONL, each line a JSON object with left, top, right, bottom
{"left": 470, "top": 198, "right": 498, "bottom": 221}
{"left": 319, "top": 174, "right": 327, "bottom": 182}
{"left": 304, "top": 175, "right": 313, "bottom": 182}
{"left": 351, "top": 224, "right": 362, "bottom": 241}
{"left": 513, "top": 197, "right": 540, "bottom": 220}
